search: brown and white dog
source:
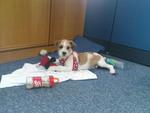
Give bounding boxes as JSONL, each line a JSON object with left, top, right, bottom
{"left": 47, "top": 39, "right": 116, "bottom": 74}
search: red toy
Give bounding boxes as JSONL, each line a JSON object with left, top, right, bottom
{"left": 40, "top": 55, "right": 57, "bottom": 69}
{"left": 26, "top": 76, "right": 59, "bottom": 89}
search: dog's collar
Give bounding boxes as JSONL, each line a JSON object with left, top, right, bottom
{"left": 59, "top": 53, "right": 72, "bottom": 66}
{"left": 59, "top": 51, "right": 79, "bottom": 71}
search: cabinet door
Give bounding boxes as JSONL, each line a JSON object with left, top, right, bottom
{"left": 50, "top": 0, "right": 87, "bottom": 43}
{"left": 112, "top": 0, "right": 150, "bottom": 51}
{"left": 0, "top": 0, "right": 50, "bottom": 51}
{"left": 84, "top": 0, "right": 117, "bottom": 41}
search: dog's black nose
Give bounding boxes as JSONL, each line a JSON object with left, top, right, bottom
{"left": 62, "top": 52, "right": 66, "bottom": 56}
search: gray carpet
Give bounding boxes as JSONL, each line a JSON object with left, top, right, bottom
{"left": 0, "top": 37, "right": 150, "bottom": 113}
{"left": 0, "top": 55, "right": 150, "bottom": 113}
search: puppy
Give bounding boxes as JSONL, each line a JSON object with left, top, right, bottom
{"left": 48, "top": 39, "right": 116, "bottom": 74}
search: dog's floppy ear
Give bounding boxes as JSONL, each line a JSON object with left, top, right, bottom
{"left": 54, "top": 40, "right": 61, "bottom": 47}
{"left": 69, "top": 40, "right": 76, "bottom": 49}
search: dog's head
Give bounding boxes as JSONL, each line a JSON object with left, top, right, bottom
{"left": 56, "top": 39, "right": 76, "bottom": 58}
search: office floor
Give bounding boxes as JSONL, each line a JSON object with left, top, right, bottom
{"left": 0, "top": 54, "right": 150, "bottom": 113}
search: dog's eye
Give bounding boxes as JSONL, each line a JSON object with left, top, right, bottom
{"left": 59, "top": 45, "right": 63, "bottom": 49}
{"left": 67, "top": 46, "right": 70, "bottom": 50}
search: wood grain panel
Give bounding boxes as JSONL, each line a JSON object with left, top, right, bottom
{"left": 0, "top": 0, "right": 50, "bottom": 51}
{"left": 50, "top": 0, "right": 87, "bottom": 43}
{"left": 0, "top": 45, "right": 56, "bottom": 64}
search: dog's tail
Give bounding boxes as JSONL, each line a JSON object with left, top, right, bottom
{"left": 40, "top": 49, "right": 48, "bottom": 56}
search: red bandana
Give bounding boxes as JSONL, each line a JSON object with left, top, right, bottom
{"left": 72, "top": 55, "right": 78, "bottom": 71}
{"left": 59, "top": 52, "right": 78, "bottom": 71}
{"left": 59, "top": 57, "right": 68, "bottom": 66}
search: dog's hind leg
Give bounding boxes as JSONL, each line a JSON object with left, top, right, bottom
{"left": 97, "top": 58, "right": 116, "bottom": 74}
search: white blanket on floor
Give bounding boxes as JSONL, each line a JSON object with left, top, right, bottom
{"left": 0, "top": 63, "right": 97, "bottom": 88}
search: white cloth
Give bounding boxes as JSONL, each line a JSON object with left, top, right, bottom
{"left": 0, "top": 63, "right": 97, "bottom": 88}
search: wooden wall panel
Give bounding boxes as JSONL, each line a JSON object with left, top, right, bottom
{"left": 50, "top": 0, "right": 87, "bottom": 43}
{"left": 0, "top": 45, "right": 57, "bottom": 64}
{"left": 0, "top": 0, "right": 87, "bottom": 63}
{"left": 0, "top": 0, "right": 50, "bottom": 51}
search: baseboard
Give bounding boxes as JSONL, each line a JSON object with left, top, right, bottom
{"left": 0, "top": 45, "right": 57, "bottom": 64}
{"left": 109, "top": 42, "right": 150, "bottom": 66}
{"left": 83, "top": 36, "right": 150, "bottom": 66}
